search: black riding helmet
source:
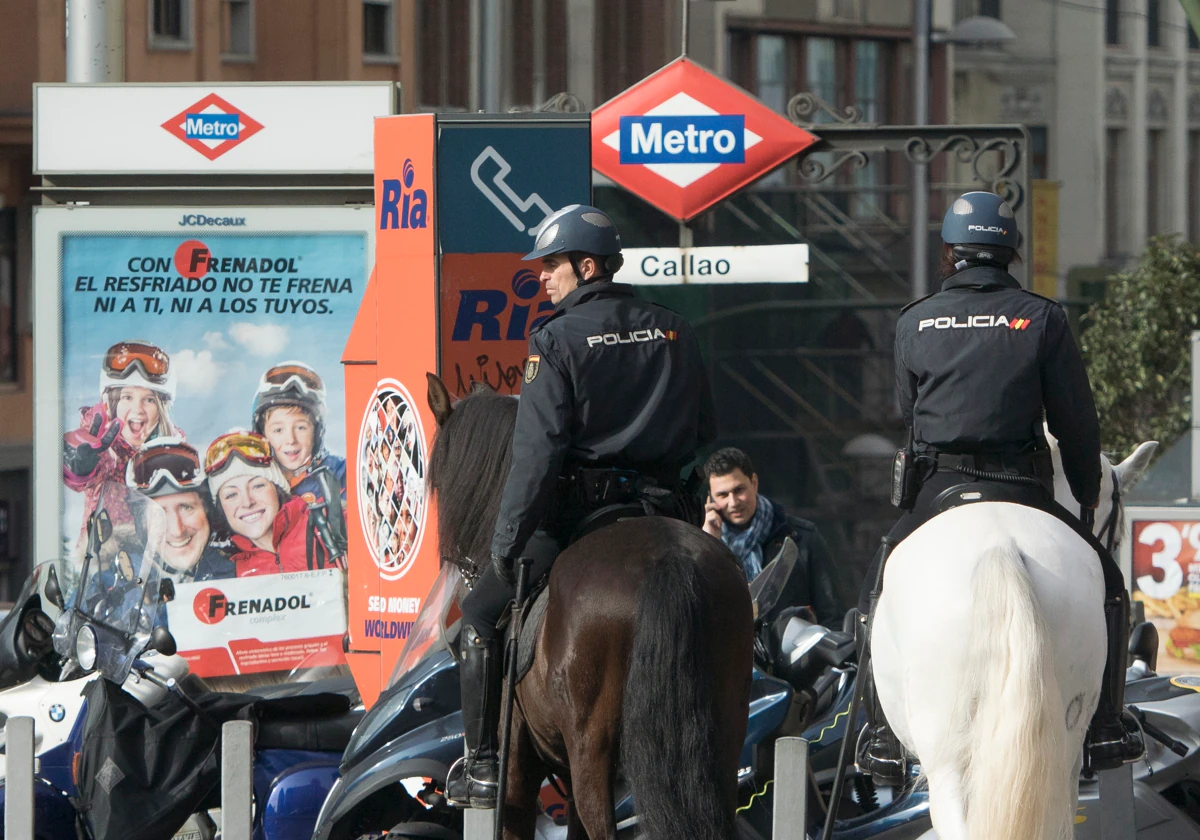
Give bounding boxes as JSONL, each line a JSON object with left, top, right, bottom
{"left": 523, "top": 204, "right": 625, "bottom": 284}
{"left": 941, "top": 191, "right": 1021, "bottom": 268}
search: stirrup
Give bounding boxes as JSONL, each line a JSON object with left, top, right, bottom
{"left": 445, "top": 755, "right": 499, "bottom": 809}
{"left": 1085, "top": 712, "right": 1145, "bottom": 772}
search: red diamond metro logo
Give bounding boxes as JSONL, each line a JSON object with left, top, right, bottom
{"left": 592, "top": 58, "right": 819, "bottom": 222}
{"left": 161, "top": 93, "right": 264, "bottom": 161}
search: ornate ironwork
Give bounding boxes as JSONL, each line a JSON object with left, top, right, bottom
{"left": 537, "top": 92, "right": 585, "bottom": 113}
{"left": 787, "top": 92, "right": 866, "bottom": 127}
{"left": 904, "top": 134, "right": 1024, "bottom": 210}
{"left": 797, "top": 150, "right": 869, "bottom": 185}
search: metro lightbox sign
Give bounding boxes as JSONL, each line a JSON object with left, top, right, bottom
{"left": 592, "top": 58, "right": 819, "bottom": 222}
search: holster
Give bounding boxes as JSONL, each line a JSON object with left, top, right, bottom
{"left": 891, "top": 448, "right": 922, "bottom": 511}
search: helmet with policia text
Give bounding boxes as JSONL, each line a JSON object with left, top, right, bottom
{"left": 941, "top": 191, "right": 1021, "bottom": 250}
{"left": 126, "top": 437, "right": 206, "bottom": 498}
{"left": 252, "top": 361, "right": 327, "bottom": 454}
{"left": 100, "top": 340, "right": 176, "bottom": 402}
{"left": 523, "top": 205, "right": 625, "bottom": 281}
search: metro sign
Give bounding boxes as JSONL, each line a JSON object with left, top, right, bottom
{"left": 161, "top": 93, "right": 264, "bottom": 161}
{"left": 592, "top": 58, "right": 819, "bottom": 221}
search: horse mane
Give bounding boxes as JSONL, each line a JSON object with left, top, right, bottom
{"left": 427, "top": 391, "right": 518, "bottom": 576}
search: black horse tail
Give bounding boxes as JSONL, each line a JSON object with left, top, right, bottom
{"left": 621, "top": 552, "right": 735, "bottom": 840}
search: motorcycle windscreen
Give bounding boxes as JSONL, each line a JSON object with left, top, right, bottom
{"left": 54, "top": 481, "right": 166, "bottom": 684}
{"left": 386, "top": 562, "right": 463, "bottom": 690}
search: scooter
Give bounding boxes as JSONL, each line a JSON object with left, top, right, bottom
{"left": 0, "top": 482, "right": 364, "bottom": 840}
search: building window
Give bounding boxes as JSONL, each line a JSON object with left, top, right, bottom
{"left": 1105, "top": 128, "right": 1125, "bottom": 256}
{"left": 1147, "top": 0, "right": 1161, "bottom": 48}
{"left": 364, "top": 0, "right": 394, "bottom": 58}
{"left": 596, "top": 0, "right": 669, "bottom": 104}
{"left": 221, "top": 0, "right": 253, "bottom": 59}
{"left": 1147, "top": 129, "right": 1165, "bottom": 236}
{"left": 1029, "top": 126, "right": 1048, "bottom": 180}
{"left": 0, "top": 210, "right": 15, "bottom": 385}
{"left": 756, "top": 35, "right": 787, "bottom": 114}
{"left": 1190, "top": 22, "right": 1200, "bottom": 50}
{"left": 979, "top": 0, "right": 1000, "bottom": 18}
{"left": 1189, "top": 131, "right": 1200, "bottom": 242}
{"left": 955, "top": 0, "right": 1000, "bottom": 19}
{"left": 149, "top": 0, "right": 191, "bottom": 48}
{"left": 417, "top": 0, "right": 470, "bottom": 109}
{"left": 510, "top": 0, "right": 568, "bottom": 109}
{"left": 1106, "top": 0, "right": 1121, "bottom": 46}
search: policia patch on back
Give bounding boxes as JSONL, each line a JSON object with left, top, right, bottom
{"left": 524, "top": 354, "right": 540, "bottom": 383}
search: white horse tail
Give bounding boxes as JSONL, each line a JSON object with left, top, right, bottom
{"left": 961, "top": 542, "right": 1074, "bottom": 840}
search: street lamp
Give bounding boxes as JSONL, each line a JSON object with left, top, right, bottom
{"left": 911, "top": 7, "right": 1017, "bottom": 299}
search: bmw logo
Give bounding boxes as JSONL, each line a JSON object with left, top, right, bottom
{"left": 48, "top": 704, "right": 66, "bottom": 723}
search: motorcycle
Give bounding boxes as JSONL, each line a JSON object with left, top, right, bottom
{"left": 0, "top": 482, "right": 364, "bottom": 840}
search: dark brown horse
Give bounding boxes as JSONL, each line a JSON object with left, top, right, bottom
{"left": 425, "top": 374, "right": 753, "bottom": 840}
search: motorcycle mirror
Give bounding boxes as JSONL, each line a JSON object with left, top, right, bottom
{"left": 159, "top": 579, "right": 175, "bottom": 604}
{"left": 97, "top": 510, "right": 113, "bottom": 544}
{"left": 150, "top": 626, "right": 177, "bottom": 657}
{"left": 44, "top": 565, "right": 65, "bottom": 611}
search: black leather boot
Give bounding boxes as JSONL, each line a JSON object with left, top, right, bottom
{"left": 446, "top": 626, "right": 501, "bottom": 808}
{"left": 1085, "top": 591, "right": 1145, "bottom": 771}
{"left": 855, "top": 657, "right": 906, "bottom": 787}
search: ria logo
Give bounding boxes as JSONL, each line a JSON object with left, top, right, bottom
{"left": 592, "top": 58, "right": 818, "bottom": 221}
{"left": 452, "top": 268, "right": 553, "bottom": 342}
{"left": 380, "top": 158, "right": 429, "bottom": 230}
{"left": 161, "top": 94, "right": 264, "bottom": 161}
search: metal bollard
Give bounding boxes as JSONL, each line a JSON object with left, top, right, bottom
{"left": 5, "top": 716, "right": 35, "bottom": 840}
{"left": 774, "top": 737, "right": 809, "bottom": 840}
{"left": 1098, "top": 764, "right": 1137, "bottom": 840}
{"left": 221, "top": 720, "right": 254, "bottom": 840}
{"left": 464, "top": 806, "right": 493, "bottom": 840}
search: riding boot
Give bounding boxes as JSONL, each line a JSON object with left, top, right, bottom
{"left": 446, "top": 626, "right": 501, "bottom": 808}
{"left": 855, "top": 657, "right": 907, "bottom": 787}
{"left": 1085, "top": 590, "right": 1145, "bottom": 771}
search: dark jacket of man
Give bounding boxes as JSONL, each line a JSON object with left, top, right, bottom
{"left": 894, "top": 265, "right": 1102, "bottom": 508}
{"left": 491, "top": 282, "right": 716, "bottom": 560}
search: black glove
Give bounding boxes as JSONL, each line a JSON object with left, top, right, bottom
{"left": 490, "top": 552, "right": 516, "bottom": 587}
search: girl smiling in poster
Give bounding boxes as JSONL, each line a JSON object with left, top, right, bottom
{"left": 205, "top": 431, "right": 336, "bottom": 576}
{"left": 63, "top": 340, "right": 182, "bottom": 539}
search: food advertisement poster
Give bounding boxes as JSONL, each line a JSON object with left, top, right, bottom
{"left": 37, "top": 206, "right": 374, "bottom": 678}
{"left": 1129, "top": 511, "right": 1200, "bottom": 675}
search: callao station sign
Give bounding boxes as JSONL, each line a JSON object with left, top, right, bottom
{"left": 592, "top": 57, "right": 819, "bottom": 221}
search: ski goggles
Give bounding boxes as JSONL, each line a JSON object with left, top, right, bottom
{"left": 256, "top": 363, "right": 324, "bottom": 398}
{"left": 127, "top": 442, "right": 205, "bottom": 495}
{"left": 103, "top": 341, "right": 171, "bottom": 384}
{"left": 204, "top": 432, "right": 274, "bottom": 475}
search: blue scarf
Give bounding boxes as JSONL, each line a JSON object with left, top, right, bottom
{"left": 721, "top": 493, "right": 777, "bottom": 581}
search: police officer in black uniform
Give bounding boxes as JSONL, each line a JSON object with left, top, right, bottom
{"left": 446, "top": 204, "right": 716, "bottom": 808}
{"left": 856, "top": 191, "right": 1142, "bottom": 786}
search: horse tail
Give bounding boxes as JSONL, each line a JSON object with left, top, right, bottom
{"left": 961, "top": 542, "right": 1074, "bottom": 840}
{"left": 621, "top": 552, "right": 735, "bottom": 840}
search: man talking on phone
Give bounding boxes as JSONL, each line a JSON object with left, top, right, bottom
{"left": 703, "top": 447, "right": 844, "bottom": 627}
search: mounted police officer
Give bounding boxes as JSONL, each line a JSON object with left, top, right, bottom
{"left": 446, "top": 204, "right": 716, "bottom": 808}
{"left": 856, "top": 191, "right": 1142, "bottom": 786}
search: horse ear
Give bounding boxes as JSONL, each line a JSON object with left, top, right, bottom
{"left": 1114, "top": 440, "right": 1159, "bottom": 486}
{"left": 470, "top": 380, "right": 495, "bottom": 395}
{"left": 426, "top": 373, "right": 454, "bottom": 428}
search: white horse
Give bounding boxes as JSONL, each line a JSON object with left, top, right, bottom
{"left": 871, "top": 436, "right": 1157, "bottom": 840}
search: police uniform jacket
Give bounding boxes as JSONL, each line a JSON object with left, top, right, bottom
{"left": 491, "top": 282, "right": 716, "bottom": 560}
{"left": 894, "top": 265, "right": 1102, "bottom": 508}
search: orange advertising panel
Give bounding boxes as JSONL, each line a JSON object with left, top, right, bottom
{"left": 1131, "top": 517, "right": 1200, "bottom": 675}
{"left": 440, "top": 253, "right": 553, "bottom": 398}
{"left": 342, "top": 115, "right": 440, "bottom": 703}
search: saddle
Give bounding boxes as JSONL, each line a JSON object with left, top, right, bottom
{"left": 506, "top": 499, "right": 652, "bottom": 685}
